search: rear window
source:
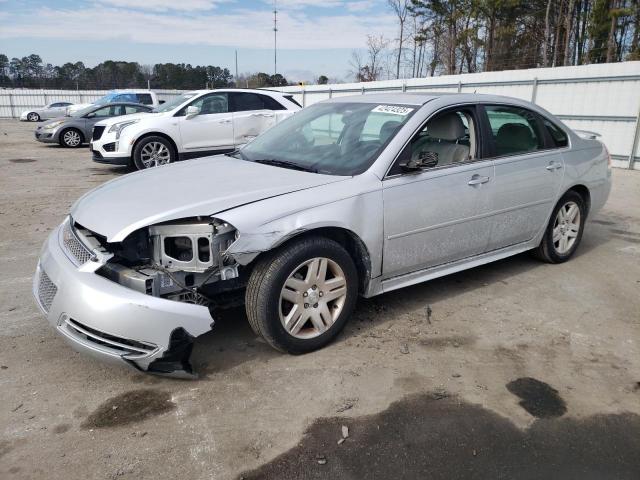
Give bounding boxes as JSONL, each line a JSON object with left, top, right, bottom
{"left": 542, "top": 118, "right": 569, "bottom": 148}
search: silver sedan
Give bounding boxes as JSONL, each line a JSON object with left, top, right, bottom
{"left": 33, "top": 93, "right": 611, "bottom": 377}
{"left": 20, "top": 102, "right": 74, "bottom": 122}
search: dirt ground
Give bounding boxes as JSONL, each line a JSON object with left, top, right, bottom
{"left": 1, "top": 118, "right": 639, "bottom": 480}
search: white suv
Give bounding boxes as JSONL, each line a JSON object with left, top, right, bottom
{"left": 90, "top": 89, "right": 301, "bottom": 169}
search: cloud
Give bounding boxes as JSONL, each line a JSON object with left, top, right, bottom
{"left": 98, "top": 0, "right": 224, "bottom": 12}
{"left": 0, "top": 5, "right": 396, "bottom": 50}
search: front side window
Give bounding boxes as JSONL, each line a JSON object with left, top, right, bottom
{"left": 485, "top": 105, "right": 543, "bottom": 156}
{"left": 90, "top": 105, "right": 121, "bottom": 117}
{"left": 389, "top": 107, "right": 477, "bottom": 175}
{"left": 236, "top": 102, "right": 416, "bottom": 175}
{"left": 178, "top": 93, "right": 228, "bottom": 116}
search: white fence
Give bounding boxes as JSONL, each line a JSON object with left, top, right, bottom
{"left": 0, "top": 89, "right": 185, "bottom": 117}
{"left": 278, "top": 62, "right": 640, "bottom": 170}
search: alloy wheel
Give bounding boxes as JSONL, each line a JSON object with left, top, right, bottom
{"left": 63, "top": 130, "right": 81, "bottom": 147}
{"left": 552, "top": 201, "right": 581, "bottom": 254}
{"left": 27, "top": 112, "right": 39, "bottom": 122}
{"left": 140, "top": 141, "right": 171, "bottom": 168}
{"left": 279, "top": 257, "right": 348, "bottom": 339}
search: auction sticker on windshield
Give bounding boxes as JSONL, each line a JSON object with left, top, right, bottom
{"left": 372, "top": 105, "right": 414, "bottom": 115}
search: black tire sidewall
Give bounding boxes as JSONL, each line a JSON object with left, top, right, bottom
{"left": 256, "top": 238, "right": 358, "bottom": 354}
{"left": 60, "top": 128, "right": 83, "bottom": 148}
{"left": 542, "top": 191, "right": 586, "bottom": 263}
{"left": 133, "top": 136, "right": 176, "bottom": 170}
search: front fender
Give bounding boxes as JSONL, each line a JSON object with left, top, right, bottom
{"left": 216, "top": 173, "right": 384, "bottom": 279}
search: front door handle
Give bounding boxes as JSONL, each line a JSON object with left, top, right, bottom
{"left": 219, "top": 119, "right": 231, "bottom": 124}
{"left": 546, "top": 162, "right": 563, "bottom": 171}
{"left": 468, "top": 175, "right": 490, "bottom": 186}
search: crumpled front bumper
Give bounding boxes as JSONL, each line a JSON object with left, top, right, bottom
{"left": 33, "top": 223, "right": 214, "bottom": 377}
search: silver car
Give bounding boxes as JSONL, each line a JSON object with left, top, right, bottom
{"left": 33, "top": 93, "right": 611, "bottom": 377}
{"left": 20, "top": 102, "right": 74, "bottom": 122}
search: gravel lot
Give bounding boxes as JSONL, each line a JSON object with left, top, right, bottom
{"left": 1, "top": 118, "right": 639, "bottom": 479}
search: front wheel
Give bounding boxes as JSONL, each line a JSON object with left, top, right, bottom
{"left": 133, "top": 136, "right": 176, "bottom": 170}
{"left": 245, "top": 237, "right": 358, "bottom": 354}
{"left": 59, "top": 128, "right": 83, "bottom": 148}
{"left": 534, "top": 191, "right": 586, "bottom": 263}
{"left": 27, "top": 112, "right": 40, "bottom": 122}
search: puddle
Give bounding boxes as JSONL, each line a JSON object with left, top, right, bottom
{"left": 81, "top": 389, "right": 175, "bottom": 429}
{"left": 239, "top": 393, "right": 640, "bottom": 479}
{"left": 8, "top": 158, "right": 37, "bottom": 163}
{"left": 506, "top": 377, "right": 567, "bottom": 418}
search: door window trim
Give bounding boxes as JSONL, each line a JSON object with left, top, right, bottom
{"left": 384, "top": 103, "right": 490, "bottom": 179}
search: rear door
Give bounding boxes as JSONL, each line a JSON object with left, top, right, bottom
{"left": 480, "top": 104, "right": 565, "bottom": 250}
{"left": 177, "top": 93, "right": 234, "bottom": 153}
{"left": 229, "top": 92, "right": 283, "bottom": 146}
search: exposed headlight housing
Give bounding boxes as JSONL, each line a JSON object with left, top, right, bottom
{"left": 108, "top": 119, "right": 139, "bottom": 139}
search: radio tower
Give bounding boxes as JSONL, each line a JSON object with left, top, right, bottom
{"left": 273, "top": 0, "right": 278, "bottom": 76}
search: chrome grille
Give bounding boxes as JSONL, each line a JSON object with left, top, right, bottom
{"left": 37, "top": 270, "right": 57, "bottom": 313}
{"left": 62, "top": 221, "right": 92, "bottom": 266}
{"left": 63, "top": 318, "right": 157, "bottom": 357}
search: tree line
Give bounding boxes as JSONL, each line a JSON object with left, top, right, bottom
{"left": 353, "top": 0, "right": 640, "bottom": 81}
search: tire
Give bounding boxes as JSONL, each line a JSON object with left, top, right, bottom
{"left": 59, "top": 128, "right": 84, "bottom": 148}
{"left": 245, "top": 236, "right": 359, "bottom": 354}
{"left": 534, "top": 190, "right": 587, "bottom": 263}
{"left": 27, "top": 112, "right": 40, "bottom": 122}
{"left": 133, "top": 136, "right": 176, "bottom": 170}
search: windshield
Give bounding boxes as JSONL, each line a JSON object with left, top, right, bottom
{"left": 93, "top": 93, "right": 119, "bottom": 106}
{"left": 154, "top": 92, "right": 198, "bottom": 113}
{"left": 236, "top": 102, "right": 416, "bottom": 175}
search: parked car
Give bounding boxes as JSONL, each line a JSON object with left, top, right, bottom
{"left": 66, "top": 90, "right": 160, "bottom": 115}
{"left": 33, "top": 93, "right": 611, "bottom": 377}
{"left": 20, "top": 102, "right": 74, "bottom": 122}
{"left": 90, "top": 89, "right": 301, "bottom": 169}
{"left": 35, "top": 102, "right": 153, "bottom": 147}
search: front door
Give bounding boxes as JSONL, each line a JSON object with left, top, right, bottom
{"left": 382, "top": 106, "right": 495, "bottom": 278}
{"left": 178, "top": 93, "right": 234, "bottom": 152}
{"left": 480, "top": 104, "right": 565, "bottom": 250}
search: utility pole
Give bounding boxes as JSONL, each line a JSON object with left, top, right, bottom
{"left": 273, "top": 0, "right": 278, "bottom": 76}
{"left": 235, "top": 50, "right": 239, "bottom": 87}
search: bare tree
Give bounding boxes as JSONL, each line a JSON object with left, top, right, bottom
{"left": 350, "top": 35, "right": 390, "bottom": 81}
{"left": 387, "top": 0, "right": 410, "bottom": 78}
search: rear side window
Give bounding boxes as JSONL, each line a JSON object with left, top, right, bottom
{"left": 137, "top": 94, "right": 153, "bottom": 105}
{"left": 485, "top": 105, "right": 543, "bottom": 157}
{"left": 229, "top": 92, "right": 285, "bottom": 112}
{"left": 542, "top": 118, "right": 568, "bottom": 148}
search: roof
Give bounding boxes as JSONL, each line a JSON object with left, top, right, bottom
{"left": 324, "top": 92, "right": 541, "bottom": 109}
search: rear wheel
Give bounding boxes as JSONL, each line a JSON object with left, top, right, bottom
{"left": 534, "top": 190, "right": 586, "bottom": 263}
{"left": 60, "top": 128, "right": 83, "bottom": 148}
{"left": 245, "top": 237, "right": 358, "bottom": 354}
{"left": 27, "top": 112, "right": 40, "bottom": 122}
{"left": 133, "top": 136, "right": 176, "bottom": 170}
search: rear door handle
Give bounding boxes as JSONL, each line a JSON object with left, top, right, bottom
{"left": 219, "top": 119, "right": 231, "bottom": 124}
{"left": 546, "top": 162, "right": 563, "bottom": 171}
{"left": 468, "top": 175, "right": 490, "bottom": 186}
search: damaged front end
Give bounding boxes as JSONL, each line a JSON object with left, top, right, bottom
{"left": 38, "top": 216, "right": 245, "bottom": 378}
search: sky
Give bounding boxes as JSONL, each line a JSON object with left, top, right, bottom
{"left": 0, "top": 0, "right": 398, "bottom": 82}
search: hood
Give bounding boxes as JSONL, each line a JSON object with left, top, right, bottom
{"left": 71, "top": 156, "right": 348, "bottom": 242}
{"left": 67, "top": 103, "right": 92, "bottom": 112}
{"left": 95, "top": 111, "right": 166, "bottom": 127}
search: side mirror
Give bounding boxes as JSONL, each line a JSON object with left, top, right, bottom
{"left": 401, "top": 151, "right": 438, "bottom": 172}
{"left": 185, "top": 105, "right": 200, "bottom": 119}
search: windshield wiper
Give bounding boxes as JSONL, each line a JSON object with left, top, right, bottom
{"left": 253, "top": 159, "right": 317, "bottom": 173}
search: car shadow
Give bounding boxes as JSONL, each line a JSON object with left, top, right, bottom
{"left": 190, "top": 214, "right": 619, "bottom": 377}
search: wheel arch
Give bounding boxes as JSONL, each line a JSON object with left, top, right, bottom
{"left": 566, "top": 184, "right": 591, "bottom": 215}
{"left": 247, "top": 226, "right": 372, "bottom": 296}
{"left": 132, "top": 131, "right": 179, "bottom": 158}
